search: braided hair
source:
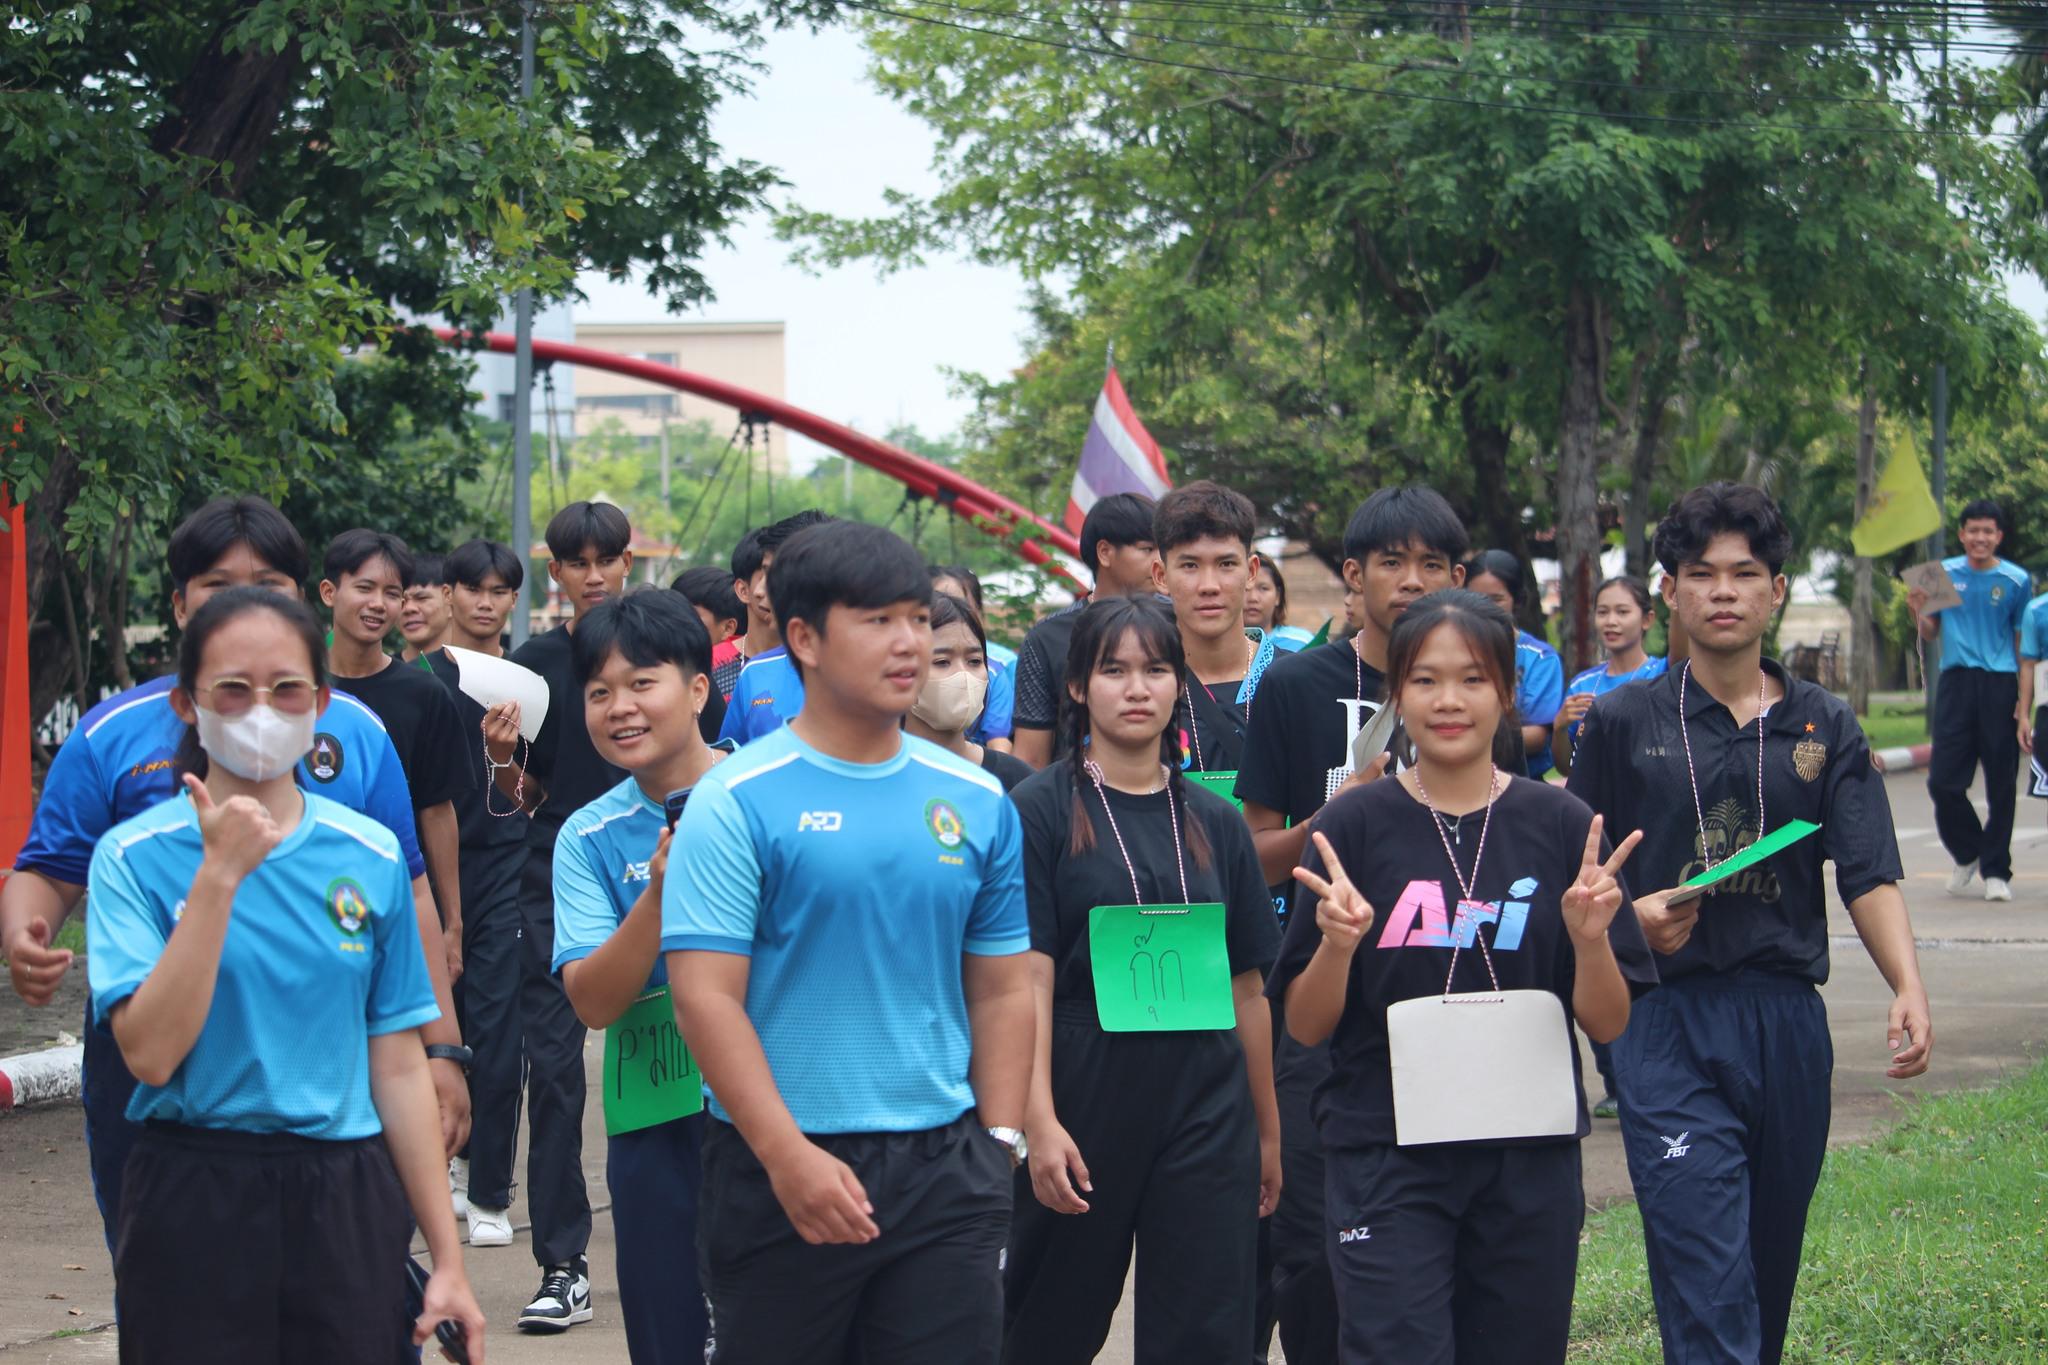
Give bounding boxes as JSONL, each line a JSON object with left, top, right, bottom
{"left": 1059, "top": 596, "right": 1213, "bottom": 870}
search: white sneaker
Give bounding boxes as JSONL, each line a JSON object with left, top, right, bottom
{"left": 466, "top": 1203, "right": 514, "bottom": 1248}
{"left": 518, "top": 1257, "right": 593, "bottom": 1332}
{"left": 1986, "top": 877, "right": 2013, "bottom": 902}
{"left": 448, "top": 1156, "right": 470, "bottom": 1220}
{"left": 1946, "top": 861, "right": 1980, "bottom": 896}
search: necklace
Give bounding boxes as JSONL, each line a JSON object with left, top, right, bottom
{"left": 1410, "top": 762, "right": 1503, "bottom": 994}
{"left": 1185, "top": 636, "right": 1259, "bottom": 772}
{"left": 1083, "top": 759, "right": 1189, "bottom": 904}
{"left": 1678, "top": 660, "right": 1767, "bottom": 872}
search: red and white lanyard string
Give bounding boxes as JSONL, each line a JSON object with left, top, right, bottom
{"left": 1184, "top": 636, "right": 1258, "bottom": 773}
{"left": 1677, "top": 660, "right": 1766, "bottom": 872}
{"left": 1084, "top": 759, "right": 1190, "bottom": 905}
{"left": 1410, "top": 763, "right": 1503, "bottom": 998}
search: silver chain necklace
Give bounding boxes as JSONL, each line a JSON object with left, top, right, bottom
{"left": 1083, "top": 759, "right": 1189, "bottom": 905}
{"left": 1410, "top": 763, "right": 1503, "bottom": 995}
{"left": 1677, "top": 659, "right": 1767, "bottom": 872}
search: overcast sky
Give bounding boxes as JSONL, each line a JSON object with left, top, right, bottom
{"left": 574, "top": 20, "right": 2048, "bottom": 473}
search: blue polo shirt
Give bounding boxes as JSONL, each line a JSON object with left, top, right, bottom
{"left": 84, "top": 792, "right": 438, "bottom": 1138}
{"left": 2023, "top": 592, "right": 2048, "bottom": 662}
{"left": 661, "top": 727, "right": 1029, "bottom": 1134}
{"left": 1562, "top": 655, "right": 1668, "bottom": 746}
{"left": 1935, "top": 556, "right": 2030, "bottom": 673}
{"left": 1516, "top": 630, "right": 1566, "bottom": 777}
{"left": 15, "top": 675, "right": 425, "bottom": 886}
{"left": 968, "top": 655, "right": 1015, "bottom": 745}
{"left": 717, "top": 647, "right": 804, "bottom": 747}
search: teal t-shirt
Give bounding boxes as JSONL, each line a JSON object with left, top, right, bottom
{"left": 1935, "top": 556, "right": 2030, "bottom": 673}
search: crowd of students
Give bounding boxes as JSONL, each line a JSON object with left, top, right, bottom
{"left": 0, "top": 471, "right": 1944, "bottom": 1365}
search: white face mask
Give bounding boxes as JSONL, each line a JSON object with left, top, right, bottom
{"left": 911, "top": 669, "right": 988, "bottom": 734}
{"left": 195, "top": 703, "right": 316, "bottom": 782}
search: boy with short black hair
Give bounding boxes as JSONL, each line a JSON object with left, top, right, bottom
{"left": 1010, "top": 492, "right": 1159, "bottom": 768}
{"left": 553, "top": 589, "right": 733, "bottom": 1361}
{"left": 665, "top": 519, "right": 1033, "bottom": 1363}
{"left": 717, "top": 508, "right": 836, "bottom": 745}
{"left": 1571, "top": 481, "right": 1930, "bottom": 1365}
{"left": 320, "top": 530, "right": 472, "bottom": 972}
{"left": 1910, "top": 497, "right": 2031, "bottom": 902}
{"left": 444, "top": 538, "right": 524, "bottom": 654}
{"left": 1231, "top": 482, "right": 1468, "bottom": 1365}
{"left": 1150, "top": 479, "right": 1280, "bottom": 773}
{"left": 673, "top": 562, "right": 748, "bottom": 701}
{"left": 400, "top": 552, "right": 453, "bottom": 664}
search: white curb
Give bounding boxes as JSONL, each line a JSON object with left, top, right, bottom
{"left": 0, "top": 1043, "right": 84, "bottom": 1112}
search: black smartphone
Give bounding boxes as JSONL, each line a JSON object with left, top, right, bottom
{"left": 404, "top": 1256, "right": 471, "bottom": 1365}
{"left": 664, "top": 788, "right": 692, "bottom": 831}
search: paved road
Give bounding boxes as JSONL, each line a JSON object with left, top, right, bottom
{"left": 4, "top": 769, "right": 2045, "bottom": 1363}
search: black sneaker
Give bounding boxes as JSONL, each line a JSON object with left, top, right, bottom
{"left": 518, "top": 1257, "right": 593, "bottom": 1333}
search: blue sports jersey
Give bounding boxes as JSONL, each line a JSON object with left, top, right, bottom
{"left": 717, "top": 647, "right": 804, "bottom": 747}
{"left": 15, "top": 675, "right": 425, "bottom": 885}
{"left": 2023, "top": 592, "right": 2048, "bottom": 661}
{"left": 968, "top": 657, "right": 1016, "bottom": 745}
{"left": 553, "top": 774, "right": 685, "bottom": 992}
{"left": 1516, "top": 629, "right": 1566, "bottom": 777}
{"left": 1935, "top": 556, "right": 2031, "bottom": 672}
{"left": 84, "top": 792, "right": 438, "bottom": 1139}
{"left": 661, "top": 727, "right": 1030, "bottom": 1133}
{"left": 1563, "top": 655, "right": 1669, "bottom": 746}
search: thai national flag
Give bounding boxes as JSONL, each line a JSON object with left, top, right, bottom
{"left": 1063, "top": 366, "right": 1171, "bottom": 535}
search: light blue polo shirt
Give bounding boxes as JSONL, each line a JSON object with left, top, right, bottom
{"left": 85, "top": 792, "right": 438, "bottom": 1139}
{"left": 717, "top": 647, "right": 804, "bottom": 746}
{"left": 1516, "top": 629, "right": 1566, "bottom": 777}
{"left": 1563, "top": 655, "right": 1668, "bottom": 746}
{"left": 661, "top": 727, "right": 1029, "bottom": 1133}
{"left": 1935, "top": 556, "right": 2030, "bottom": 673}
{"left": 2014, "top": 590, "right": 2048, "bottom": 663}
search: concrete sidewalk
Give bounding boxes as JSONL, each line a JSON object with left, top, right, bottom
{"left": 5, "top": 769, "right": 2046, "bottom": 1363}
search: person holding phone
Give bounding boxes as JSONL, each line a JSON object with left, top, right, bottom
{"left": 1269, "top": 588, "right": 1655, "bottom": 1364}
{"left": 1002, "top": 595, "right": 1280, "bottom": 1363}
{"left": 85, "top": 588, "right": 484, "bottom": 1362}
{"left": 547, "top": 590, "right": 731, "bottom": 1361}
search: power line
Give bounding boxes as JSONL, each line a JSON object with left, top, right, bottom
{"left": 849, "top": 0, "right": 2024, "bottom": 136}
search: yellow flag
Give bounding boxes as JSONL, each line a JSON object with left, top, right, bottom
{"left": 1850, "top": 432, "right": 1942, "bottom": 558}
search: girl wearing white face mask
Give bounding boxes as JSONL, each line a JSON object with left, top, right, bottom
{"left": 905, "top": 593, "right": 1035, "bottom": 793}
{"left": 84, "top": 587, "right": 485, "bottom": 1363}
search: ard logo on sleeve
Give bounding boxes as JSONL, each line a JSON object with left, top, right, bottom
{"left": 327, "top": 877, "right": 371, "bottom": 941}
{"left": 308, "top": 733, "right": 344, "bottom": 783}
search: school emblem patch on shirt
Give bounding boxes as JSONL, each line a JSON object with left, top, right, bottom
{"left": 924, "top": 798, "right": 966, "bottom": 850}
{"left": 308, "top": 733, "right": 344, "bottom": 783}
{"left": 1792, "top": 736, "right": 1827, "bottom": 782}
{"left": 326, "top": 878, "right": 371, "bottom": 934}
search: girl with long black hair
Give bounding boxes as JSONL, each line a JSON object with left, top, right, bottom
{"left": 1003, "top": 595, "right": 1280, "bottom": 1364}
{"left": 1269, "top": 589, "right": 1656, "bottom": 1364}
{"left": 86, "top": 587, "right": 485, "bottom": 1362}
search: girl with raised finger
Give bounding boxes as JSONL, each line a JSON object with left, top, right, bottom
{"left": 1002, "top": 595, "right": 1281, "bottom": 1364}
{"left": 1267, "top": 588, "right": 1657, "bottom": 1365}
{"left": 85, "top": 587, "right": 485, "bottom": 1363}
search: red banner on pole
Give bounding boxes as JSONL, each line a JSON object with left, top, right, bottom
{"left": 0, "top": 488, "right": 29, "bottom": 867}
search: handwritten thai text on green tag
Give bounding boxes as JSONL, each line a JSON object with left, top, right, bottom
{"left": 602, "top": 987, "right": 702, "bottom": 1136}
{"left": 1087, "top": 903, "right": 1236, "bottom": 1032}
{"left": 1188, "top": 770, "right": 1243, "bottom": 809}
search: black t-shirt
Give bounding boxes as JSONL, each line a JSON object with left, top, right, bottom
{"left": 1185, "top": 677, "right": 1248, "bottom": 774}
{"left": 425, "top": 650, "right": 529, "bottom": 851}
{"left": 1566, "top": 657, "right": 1902, "bottom": 984}
{"left": 511, "top": 625, "right": 625, "bottom": 851}
{"left": 1266, "top": 776, "right": 1658, "bottom": 1148}
{"left": 1012, "top": 601, "right": 1087, "bottom": 747}
{"left": 1013, "top": 760, "right": 1279, "bottom": 1015}
{"left": 1233, "top": 639, "right": 1391, "bottom": 823}
{"left": 696, "top": 673, "right": 728, "bottom": 746}
{"left": 332, "top": 656, "right": 471, "bottom": 812}
{"left": 980, "top": 745, "right": 1035, "bottom": 793}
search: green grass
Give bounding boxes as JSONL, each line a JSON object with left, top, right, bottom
{"left": 1570, "top": 1061, "right": 2048, "bottom": 1362}
{"left": 54, "top": 917, "right": 85, "bottom": 955}
{"left": 1857, "top": 699, "right": 1930, "bottom": 752}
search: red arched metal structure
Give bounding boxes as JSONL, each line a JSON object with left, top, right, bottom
{"left": 434, "top": 328, "right": 1081, "bottom": 581}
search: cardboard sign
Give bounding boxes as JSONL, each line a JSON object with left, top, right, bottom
{"left": 1900, "top": 560, "right": 1962, "bottom": 614}
{"left": 601, "top": 987, "right": 702, "bottom": 1137}
{"left": 1188, "top": 770, "right": 1243, "bottom": 809}
{"left": 1386, "top": 989, "right": 1579, "bottom": 1146}
{"left": 1087, "top": 903, "right": 1236, "bottom": 1032}
{"left": 444, "top": 645, "right": 550, "bottom": 741}
{"left": 1666, "top": 819, "right": 1821, "bottom": 906}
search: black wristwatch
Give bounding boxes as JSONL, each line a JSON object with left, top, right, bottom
{"left": 424, "top": 1043, "right": 474, "bottom": 1072}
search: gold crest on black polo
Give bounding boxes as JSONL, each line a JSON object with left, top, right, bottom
{"left": 1792, "top": 737, "right": 1826, "bottom": 782}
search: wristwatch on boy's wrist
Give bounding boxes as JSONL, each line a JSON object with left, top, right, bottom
{"left": 986, "top": 1126, "right": 1029, "bottom": 1167}
{"left": 424, "top": 1043, "right": 474, "bottom": 1073}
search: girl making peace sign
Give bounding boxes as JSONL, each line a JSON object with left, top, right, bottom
{"left": 1266, "top": 589, "right": 1657, "bottom": 1365}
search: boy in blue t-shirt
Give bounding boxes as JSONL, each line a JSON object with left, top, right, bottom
{"left": 2021, "top": 586, "right": 2048, "bottom": 808}
{"left": 664, "top": 519, "right": 1033, "bottom": 1364}
{"left": 550, "top": 590, "right": 734, "bottom": 1358}
{"left": 0, "top": 495, "right": 469, "bottom": 1250}
{"left": 1910, "top": 498, "right": 2032, "bottom": 901}
{"left": 716, "top": 508, "right": 835, "bottom": 746}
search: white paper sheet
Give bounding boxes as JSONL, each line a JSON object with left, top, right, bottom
{"left": 1900, "top": 559, "right": 1962, "bottom": 614}
{"left": 443, "top": 646, "right": 550, "bottom": 742}
{"left": 1386, "top": 989, "right": 1580, "bottom": 1146}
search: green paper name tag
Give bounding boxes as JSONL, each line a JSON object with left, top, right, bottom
{"left": 1669, "top": 819, "right": 1822, "bottom": 905}
{"left": 1187, "top": 770, "right": 1243, "bottom": 809}
{"left": 602, "top": 987, "right": 703, "bottom": 1137}
{"left": 1087, "top": 903, "right": 1237, "bottom": 1032}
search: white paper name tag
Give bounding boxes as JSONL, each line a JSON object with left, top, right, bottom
{"left": 1386, "top": 989, "right": 1579, "bottom": 1146}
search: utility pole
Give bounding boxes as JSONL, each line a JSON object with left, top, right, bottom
{"left": 508, "top": 0, "right": 537, "bottom": 649}
{"left": 1923, "top": 3, "right": 1950, "bottom": 718}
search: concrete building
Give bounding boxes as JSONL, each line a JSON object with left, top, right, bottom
{"left": 571, "top": 320, "right": 789, "bottom": 473}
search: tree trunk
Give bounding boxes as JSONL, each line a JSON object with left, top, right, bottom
{"left": 1851, "top": 360, "right": 1878, "bottom": 716}
{"left": 1622, "top": 391, "right": 1667, "bottom": 579}
{"left": 1555, "top": 286, "right": 1606, "bottom": 676}
{"left": 1458, "top": 380, "right": 1535, "bottom": 573}
{"left": 149, "top": 28, "right": 300, "bottom": 199}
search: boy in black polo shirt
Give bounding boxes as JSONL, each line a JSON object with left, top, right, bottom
{"left": 1569, "top": 482, "right": 1931, "bottom": 1365}
{"left": 1232, "top": 484, "right": 1467, "bottom": 1365}
{"left": 1010, "top": 492, "right": 1159, "bottom": 768}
